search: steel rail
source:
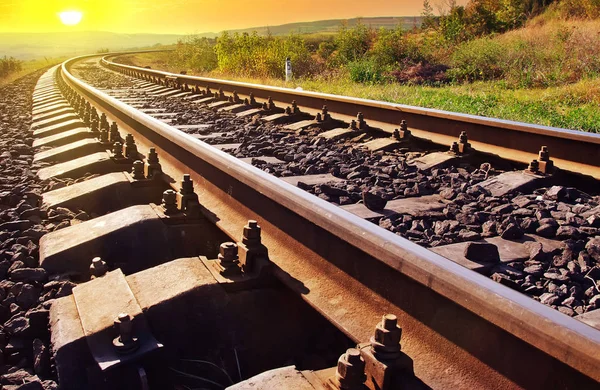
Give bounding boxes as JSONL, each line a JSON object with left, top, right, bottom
{"left": 62, "top": 54, "right": 599, "bottom": 388}
{"left": 103, "top": 54, "right": 600, "bottom": 180}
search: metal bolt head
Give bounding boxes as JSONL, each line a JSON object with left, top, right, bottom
{"left": 450, "top": 141, "right": 459, "bottom": 153}
{"left": 243, "top": 220, "right": 261, "bottom": 242}
{"left": 147, "top": 147, "right": 159, "bottom": 164}
{"left": 400, "top": 120, "right": 408, "bottom": 131}
{"left": 162, "top": 189, "right": 178, "bottom": 214}
{"left": 112, "top": 142, "right": 124, "bottom": 158}
{"left": 459, "top": 131, "right": 468, "bottom": 143}
{"left": 180, "top": 174, "right": 194, "bottom": 194}
{"left": 132, "top": 160, "right": 145, "bottom": 180}
{"left": 336, "top": 348, "right": 366, "bottom": 389}
{"left": 528, "top": 159, "right": 540, "bottom": 172}
{"left": 370, "top": 314, "right": 402, "bottom": 358}
{"left": 90, "top": 256, "right": 108, "bottom": 278}
{"left": 125, "top": 133, "right": 134, "bottom": 145}
{"left": 539, "top": 146, "right": 550, "bottom": 161}
{"left": 219, "top": 242, "right": 239, "bottom": 261}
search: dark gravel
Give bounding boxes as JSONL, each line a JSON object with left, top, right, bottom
{"left": 0, "top": 69, "right": 75, "bottom": 389}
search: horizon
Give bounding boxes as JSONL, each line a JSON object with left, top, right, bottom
{"left": 0, "top": 1, "right": 461, "bottom": 35}
{"left": 0, "top": 15, "right": 422, "bottom": 36}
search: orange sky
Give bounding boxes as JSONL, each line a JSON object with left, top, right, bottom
{"left": 0, "top": 0, "right": 460, "bottom": 34}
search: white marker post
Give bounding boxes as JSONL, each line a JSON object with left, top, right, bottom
{"left": 285, "top": 57, "right": 292, "bottom": 82}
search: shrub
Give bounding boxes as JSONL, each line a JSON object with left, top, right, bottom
{"left": 448, "top": 37, "right": 504, "bottom": 81}
{"left": 330, "top": 21, "right": 375, "bottom": 66}
{"left": 0, "top": 57, "right": 22, "bottom": 78}
{"left": 213, "top": 31, "right": 313, "bottom": 79}
{"left": 347, "top": 58, "right": 389, "bottom": 83}
{"left": 172, "top": 36, "right": 217, "bottom": 72}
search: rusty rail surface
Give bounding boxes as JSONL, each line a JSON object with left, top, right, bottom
{"left": 61, "top": 54, "right": 600, "bottom": 388}
{"left": 102, "top": 53, "right": 600, "bottom": 180}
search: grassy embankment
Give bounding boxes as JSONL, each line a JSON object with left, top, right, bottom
{"left": 0, "top": 57, "right": 68, "bottom": 87}
{"left": 117, "top": 4, "right": 600, "bottom": 132}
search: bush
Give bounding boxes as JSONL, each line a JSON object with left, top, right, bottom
{"left": 448, "top": 19, "right": 600, "bottom": 87}
{"left": 448, "top": 37, "right": 504, "bottom": 81}
{"left": 0, "top": 57, "right": 22, "bottom": 78}
{"left": 213, "top": 31, "right": 313, "bottom": 79}
{"left": 330, "top": 21, "right": 375, "bottom": 66}
{"left": 347, "top": 58, "right": 389, "bottom": 83}
{"left": 172, "top": 36, "right": 218, "bottom": 72}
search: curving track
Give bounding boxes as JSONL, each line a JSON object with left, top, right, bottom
{"left": 25, "top": 53, "right": 600, "bottom": 389}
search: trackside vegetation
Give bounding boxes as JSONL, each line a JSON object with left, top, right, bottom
{"left": 118, "top": 0, "right": 600, "bottom": 132}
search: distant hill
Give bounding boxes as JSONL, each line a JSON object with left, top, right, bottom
{"left": 223, "top": 17, "right": 423, "bottom": 36}
{"left": 1, "top": 16, "right": 422, "bottom": 60}
{"left": 0, "top": 31, "right": 183, "bottom": 60}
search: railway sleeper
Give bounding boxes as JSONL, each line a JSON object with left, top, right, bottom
{"left": 50, "top": 246, "right": 422, "bottom": 390}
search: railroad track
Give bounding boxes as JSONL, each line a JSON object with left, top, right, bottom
{"left": 21, "top": 52, "right": 600, "bottom": 389}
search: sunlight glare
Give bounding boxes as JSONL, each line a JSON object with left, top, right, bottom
{"left": 58, "top": 11, "right": 83, "bottom": 26}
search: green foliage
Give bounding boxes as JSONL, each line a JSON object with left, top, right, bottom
{"left": 173, "top": 36, "right": 218, "bottom": 72}
{"left": 448, "top": 37, "right": 504, "bottom": 81}
{"left": 213, "top": 31, "right": 313, "bottom": 78}
{"left": 330, "top": 21, "right": 374, "bottom": 65}
{"left": 421, "top": 0, "right": 437, "bottom": 29}
{"left": 347, "top": 58, "right": 389, "bottom": 83}
{"left": 449, "top": 19, "right": 600, "bottom": 87}
{"left": 370, "top": 27, "right": 405, "bottom": 66}
{"left": 0, "top": 57, "right": 22, "bottom": 78}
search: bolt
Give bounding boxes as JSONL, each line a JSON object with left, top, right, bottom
{"left": 370, "top": 314, "right": 402, "bottom": 360}
{"left": 99, "top": 128, "right": 109, "bottom": 143}
{"left": 90, "top": 257, "right": 108, "bottom": 279}
{"left": 285, "top": 106, "right": 292, "bottom": 115}
{"left": 90, "top": 118, "right": 99, "bottom": 134}
{"left": 232, "top": 91, "right": 239, "bottom": 102}
{"left": 350, "top": 120, "right": 357, "bottom": 130}
{"left": 145, "top": 147, "right": 162, "bottom": 178}
{"left": 528, "top": 159, "right": 540, "bottom": 173}
{"left": 459, "top": 131, "right": 469, "bottom": 144}
{"left": 180, "top": 174, "right": 194, "bottom": 195}
{"left": 218, "top": 242, "right": 240, "bottom": 275}
{"left": 267, "top": 97, "right": 275, "bottom": 110}
{"left": 147, "top": 147, "right": 159, "bottom": 164}
{"left": 315, "top": 112, "right": 323, "bottom": 122}
{"left": 538, "top": 145, "right": 550, "bottom": 161}
{"left": 393, "top": 128, "right": 400, "bottom": 140}
{"left": 100, "top": 113, "right": 109, "bottom": 131}
{"left": 112, "top": 142, "right": 124, "bottom": 159}
{"left": 335, "top": 348, "right": 366, "bottom": 390}
{"left": 83, "top": 110, "right": 91, "bottom": 126}
{"left": 162, "top": 189, "right": 178, "bottom": 214}
{"left": 242, "top": 220, "right": 261, "bottom": 246}
{"left": 400, "top": 120, "right": 408, "bottom": 132}
{"left": 113, "top": 313, "right": 139, "bottom": 354}
{"left": 321, "top": 105, "right": 330, "bottom": 121}
{"left": 449, "top": 141, "right": 459, "bottom": 153}
{"left": 131, "top": 160, "right": 145, "bottom": 180}
{"left": 124, "top": 134, "right": 138, "bottom": 159}
{"left": 109, "top": 122, "right": 121, "bottom": 144}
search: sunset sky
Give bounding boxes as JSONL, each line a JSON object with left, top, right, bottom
{"left": 0, "top": 0, "right": 457, "bottom": 34}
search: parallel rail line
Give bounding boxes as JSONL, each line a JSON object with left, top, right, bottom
{"left": 30, "top": 53, "right": 600, "bottom": 388}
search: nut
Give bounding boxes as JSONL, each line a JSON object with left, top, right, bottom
{"left": 370, "top": 314, "right": 402, "bottom": 359}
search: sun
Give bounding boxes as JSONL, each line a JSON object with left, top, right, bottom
{"left": 58, "top": 10, "right": 83, "bottom": 26}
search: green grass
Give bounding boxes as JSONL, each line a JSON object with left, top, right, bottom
{"left": 0, "top": 56, "right": 68, "bottom": 87}
{"left": 114, "top": 52, "right": 600, "bottom": 133}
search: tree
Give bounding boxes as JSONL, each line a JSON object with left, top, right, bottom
{"left": 421, "top": 0, "right": 436, "bottom": 29}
